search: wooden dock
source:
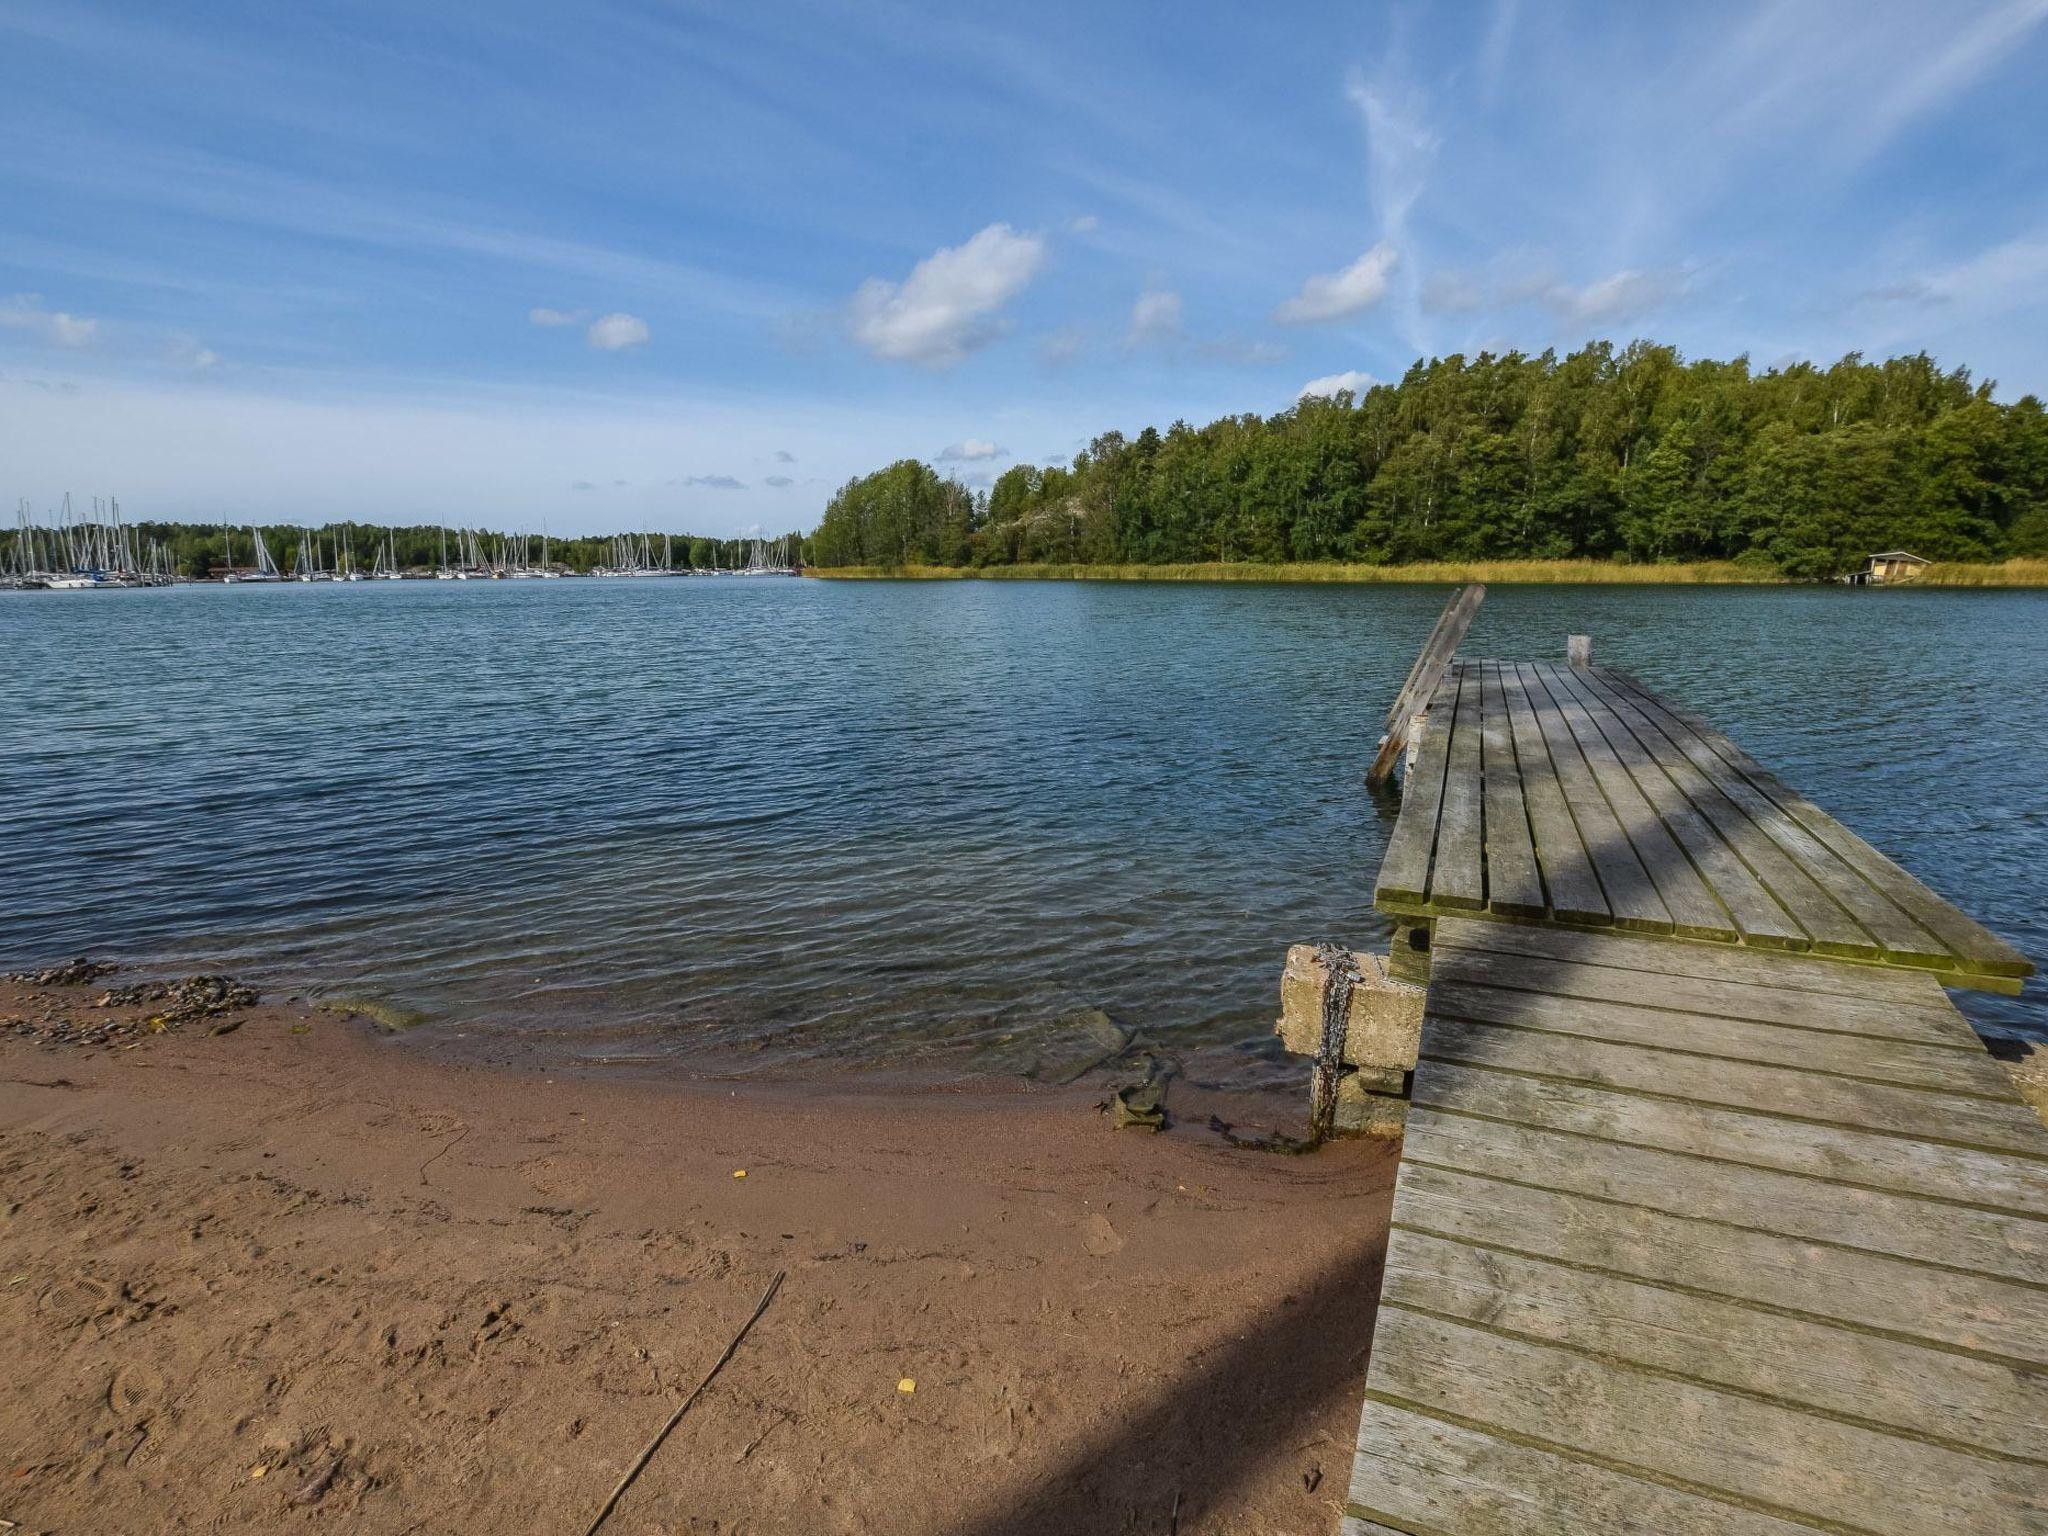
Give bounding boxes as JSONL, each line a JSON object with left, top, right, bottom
{"left": 1376, "top": 661, "right": 2030, "bottom": 991}
{"left": 1344, "top": 660, "right": 2043, "bottom": 1535}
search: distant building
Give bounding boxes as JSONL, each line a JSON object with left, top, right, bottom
{"left": 1845, "top": 550, "right": 1931, "bottom": 586}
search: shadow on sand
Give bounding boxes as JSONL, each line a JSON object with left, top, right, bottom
{"left": 942, "top": 1229, "right": 1390, "bottom": 1536}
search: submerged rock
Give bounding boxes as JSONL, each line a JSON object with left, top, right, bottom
{"left": 1024, "top": 1006, "right": 1132, "bottom": 1084}
{"left": 315, "top": 996, "right": 430, "bottom": 1033}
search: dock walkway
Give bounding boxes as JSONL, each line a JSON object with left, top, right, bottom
{"left": 1345, "top": 661, "right": 2043, "bottom": 1535}
{"left": 1375, "top": 661, "right": 2030, "bottom": 991}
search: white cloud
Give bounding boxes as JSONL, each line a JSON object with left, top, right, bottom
{"left": 1866, "top": 234, "right": 2048, "bottom": 316}
{"left": 165, "top": 334, "right": 222, "bottom": 371}
{"left": 1127, "top": 287, "right": 1183, "bottom": 344}
{"left": 529, "top": 306, "right": 585, "bottom": 327}
{"left": 1342, "top": 56, "right": 1436, "bottom": 349}
{"left": 1, "top": 293, "right": 99, "bottom": 348}
{"left": 1275, "top": 243, "right": 1399, "bottom": 324}
{"left": 1421, "top": 262, "right": 1690, "bottom": 327}
{"left": 586, "top": 312, "right": 650, "bottom": 350}
{"left": 764, "top": 474, "right": 795, "bottom": 488}
{"left": 1298, "top": 369, "right": 1377, "bottom": 400}
{"left": 680, "top": 473, "right": 745, "bottom": 489}
{"left": 1067, "top": 214, "right": 1100, "bottom": 234}
{"left": 1519, "top": 267, "right": 1690, "bottom": 325}
{"left": 773, "top": 449, "right": 797, "bottom": 463}
{"left": 848, "top": 222, "right": 1047, "bottom": 367}
{"left": 939, "top": 438, "right": 1006, "bottom": 462}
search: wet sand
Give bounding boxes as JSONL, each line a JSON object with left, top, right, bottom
{"left": 0, "top": 978, "right": 1396, "bottom": 1535}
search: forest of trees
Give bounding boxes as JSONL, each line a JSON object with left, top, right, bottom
{"left": 806, "top": 343, "right": 2048, "bottom": 578}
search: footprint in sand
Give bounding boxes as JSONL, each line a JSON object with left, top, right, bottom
{"left": 107, "top": 1361, "right": 165, "bottom": 1422}
{"left": 37, "top": 1273, "right": 112, "bottom": 1326}
{"left": 1080, "top": 1211, "right": 1124, "bottom": 1257}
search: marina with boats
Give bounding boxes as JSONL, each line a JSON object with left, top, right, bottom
{"left": 4, "top": 499, "right": 801, "bottom": 590}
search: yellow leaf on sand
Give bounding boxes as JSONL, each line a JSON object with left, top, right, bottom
{"left": 897, "top": 1378, "right": 916, "bottom": 1395}
{"left": 732, "top": 1169, "right": 747, "bottom": 1179}
{"left": 249, "top": 1466, "right": 267, "bottom": 1479}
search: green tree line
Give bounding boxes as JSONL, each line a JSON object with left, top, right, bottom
{"left": 807, "top": 343, "right": 2048, "bottom": 578}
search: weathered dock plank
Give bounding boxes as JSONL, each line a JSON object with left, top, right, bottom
{"left": 1491, "top": 661, "right": 1610, "bottom": 924}
{"left": 1348, "top": 1399, "right": 1825, "bottom": 1536}
{"left": 1431, "top": 663, "right": 1488, "bottom": 910}
{"left": 1595, "top": 666, "right": 2033, "bottom": 979}
{"left": 1382, "top": 1229, "right": 2047, "bottom": 1459}
{"left": 1524, "top": 662, "right": 1732, "bottom": 939}
{"left": 1374, "top": 667, "right": 1460, "bottom": 909}
{"left": 1425, "top": 919, "right": 1961, "bottom": 1007}
{"left": 1421, "top": 977, "right": 2021, "bottom": 1094}
{"left": 1475, "top": 662, "right": 1545, "bottom": 917}
{"left": 1366, "top": 1307, "right": 2042, "bottom": 1536}
{"left": 1424, "top": 946, "right": 1972, "bottom": 1045}
{"left": 1562, "top": 666, "right": 1952, "bottom": 968}
{"left": 1512, "top": 661, "right": 1673, "bottom": 933}
{"left": 1376, "top": 659, "right": 2032, "bottom": 989}
{"left": 1390, "top": 1162, "right": 2048, "bottom": 1368}
{"left": 1346, "top": 917, "right": 2048, "bottom": 1535}
{"left": 1537, "top": 663, "right": 1808, "bottom": 950}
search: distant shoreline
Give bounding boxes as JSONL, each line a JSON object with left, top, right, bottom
{"left": 804, "top": 558, "right": 2048, "bottom": 588}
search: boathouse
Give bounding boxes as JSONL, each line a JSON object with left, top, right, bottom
{"left": 1846, "top": 549, "right": 1930, "bottom": 585}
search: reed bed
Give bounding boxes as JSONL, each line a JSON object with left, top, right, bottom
{"left": 808, "top": 560, "right": 1784, "bottom": 585}
{"left": 808, "top": 558, "right": 2048, "bottom": 587}
{"left": 1917, "top": 559, "right": 2048, "bottom": 587}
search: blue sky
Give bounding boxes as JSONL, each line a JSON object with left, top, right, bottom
{"left": 4, "top": 0, "right": 2046, "bottom": 536}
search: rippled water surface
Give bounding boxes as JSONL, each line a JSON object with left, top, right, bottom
{"left": 4, "top": 579, "right": 2043, "bottom": 1081}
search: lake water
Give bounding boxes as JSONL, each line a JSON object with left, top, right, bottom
{"left": 4, "top": 578, "right": 2043, "bottom": 1085}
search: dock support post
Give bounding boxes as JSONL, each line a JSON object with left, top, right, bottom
{"left": 1567, "top": 633, "right": 1593, "bottom": 667}
{"left": 1276, "top": 944, "right": 1426, "bottom": 1139}
{"left": 1305, "top": 943, "right": 1360, "bottom": 1142}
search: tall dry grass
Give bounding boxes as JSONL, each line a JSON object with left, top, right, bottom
{"left": 806, "top": 560, "right": 1786, "bottom": 585}
{"left": 1916, "top": 560, "right": 2048, "bottom": 587}
{"left": 806, "top": 558, "right": 2048, "bottom": 587}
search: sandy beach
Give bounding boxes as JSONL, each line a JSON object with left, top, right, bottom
{"left": 0, "top": 972, "right": 1396, "bottom": 1535}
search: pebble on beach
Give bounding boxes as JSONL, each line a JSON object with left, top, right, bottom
{"left": 3, "top": 962, "right": 259, "bottom": 1048}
